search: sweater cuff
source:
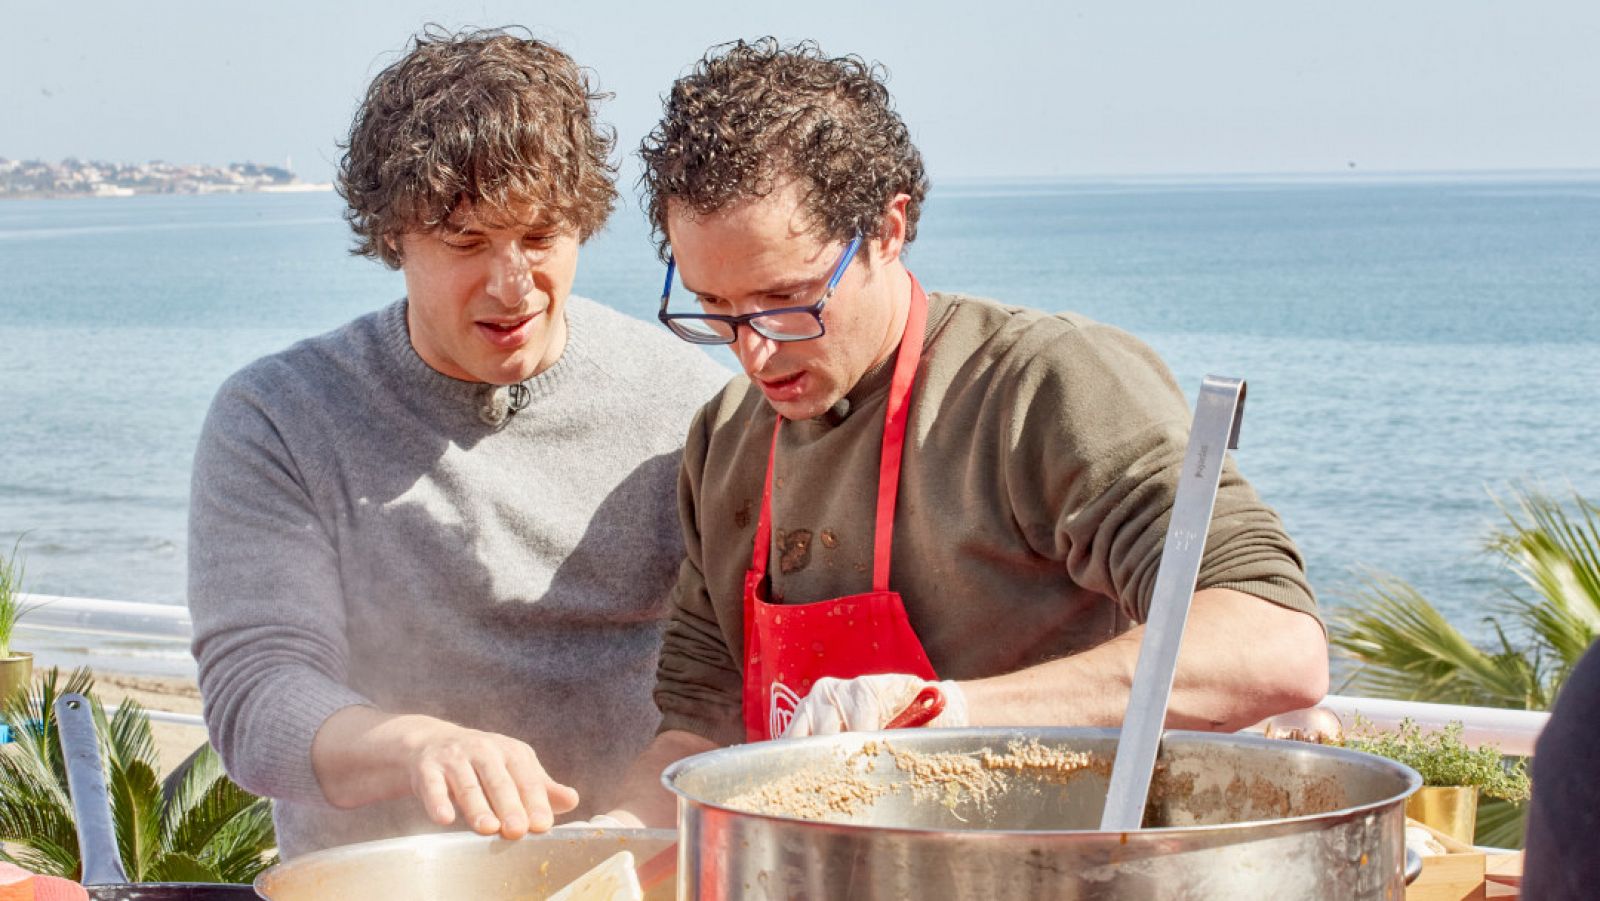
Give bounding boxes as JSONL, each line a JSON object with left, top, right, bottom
{"left": 247, "top": 677, "right": 373, "bottom": 806}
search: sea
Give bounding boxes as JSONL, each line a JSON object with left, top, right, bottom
{"left": 2, "top": 174, "right": 1598, "bottom": 679}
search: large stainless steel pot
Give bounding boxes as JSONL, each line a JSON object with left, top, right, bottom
{"left": 664, "top": 728, "right": 1421, "bottom": 900}
{"left": 252, "top": 828, "right": 677, "bottom": 900}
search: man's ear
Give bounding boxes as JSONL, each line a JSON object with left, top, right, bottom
{"left": 871, "top": 193, "right": 912, "bottom": 265}
{"left": 385, "top": 234, "right": 407, "bottom": 268}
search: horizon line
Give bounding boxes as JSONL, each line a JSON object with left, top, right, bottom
{"left": 936, "top": 166, "right": 1600, "bottom": 185}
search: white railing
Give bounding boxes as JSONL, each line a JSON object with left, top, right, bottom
{"left": 137, "top": 708, "right": 206, "bottom": 727}
{"left": 12, "top": 594, "right": 1554, "bottom": 749}
{"left": 15, "top": 592, "right": 205, "bottom": 728}
{"left": 18, "top": 592, "right": 192, "bottom": 640}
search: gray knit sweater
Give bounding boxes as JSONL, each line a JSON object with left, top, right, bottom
{"left": 187, "top": 296, "right": 728, "bottom": 858}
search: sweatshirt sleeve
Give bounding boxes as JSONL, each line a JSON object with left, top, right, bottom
{"left": 1007, "top": 319, "right": 1318, "bottom": 625}
{"left": 653, "top": 403, "right": 745, "bottom": 746}
{"left": 187, "top": 372, "right": 371, "bottom": 805}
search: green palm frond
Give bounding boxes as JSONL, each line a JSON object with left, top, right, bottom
{"left": 1491, "top": 487, "right": 1600, "bottom": 679}
{"left": 0, "top": 834, "right": 80, "bottom": 879}
{"left": 1332, "top": 574, "right": 1543, "bottom": 709}
{"left": 199, "top": 800, "right": 277, "bottom": 883}
{"left": 163, "top": 745, "right": 267, "bottom": 860}
{"left": 0, "top": 712, "right": 72, "bottom": 814}
{"left": 0, "top": 765, "right": 78, "bottom": 877}
{"left": 0, "top": 738, "right": 73, "bottom": 821}
{"left": 1476, "top": 798, "right": 1527, "bottom": 849}
{"left": 101, "top": 695, "right": 160, "bottom": 777}
{"left": 109, "top": 757, "right": 165, "bottom": 882}
{"left": 161, "top": 742, "right": 226, "bottom": 834}
{"left": 1516, "top": 600, "right": 1595, "bottom": 683}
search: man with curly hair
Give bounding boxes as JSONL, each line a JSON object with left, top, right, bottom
{"left": 602, "top": 38, "right": 1328, "bottom": 826}
{"left": 186, "top": 27, "right": 726, "bottom": 856}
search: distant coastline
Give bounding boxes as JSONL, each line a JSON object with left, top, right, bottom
{"left": 0, "top": 157, "right": 332, "bottom": 200}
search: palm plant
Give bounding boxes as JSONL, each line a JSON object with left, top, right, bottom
{"left": 1332, "top": 485, "right": 1600, "bottom": 847}
{"left": 0, "top": 666, "right": 277, "bottom": 883}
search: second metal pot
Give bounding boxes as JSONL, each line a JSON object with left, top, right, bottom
{"left": 252, "top": 828, "right": 678, "bottom": 900}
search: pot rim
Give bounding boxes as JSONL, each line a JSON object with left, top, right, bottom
{"left": 253, "top": 827, "right": 678, "bottom": 891}
{"left": 661, "top": 727, "right": 1423, "bottom": 839}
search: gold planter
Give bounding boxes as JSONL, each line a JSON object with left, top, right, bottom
{"left": 1405, "top": 784, "right": 1480, "bottom": 845}
{"left": 0, "top": 651, "right": 33, "bottom": 706}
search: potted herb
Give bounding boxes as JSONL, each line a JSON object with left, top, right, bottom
{"left": 0, "top": 538, "right": 40, "bottom": 703}
{"left": 1340, "top": 718, "right": 1530, "bottom": 844}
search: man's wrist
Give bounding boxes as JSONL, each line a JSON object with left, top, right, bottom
{"left": 313, "top": 707, "right": 448, "bottom": 807}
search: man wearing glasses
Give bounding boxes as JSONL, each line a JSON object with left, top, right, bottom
{"left": 600, "top": 38, "right": 1328, "bottom": 827}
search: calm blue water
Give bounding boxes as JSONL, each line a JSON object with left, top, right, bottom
{"left": 3, "top": 176, "right": 1598, "bottom": 661}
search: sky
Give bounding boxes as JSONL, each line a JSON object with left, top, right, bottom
{"left": 2, "top": 0, "right": 1597, "bottom": 185}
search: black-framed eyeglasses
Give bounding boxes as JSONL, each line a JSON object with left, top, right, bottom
{"left": 657, "top": 235, "right": 862, "bottom": 345}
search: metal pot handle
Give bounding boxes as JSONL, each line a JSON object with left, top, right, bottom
{"left": 56, "top": 692, "right": 130, "bottom": 885}
{"left": 1404, "top": 848, "right": 1424, "bottom": 885}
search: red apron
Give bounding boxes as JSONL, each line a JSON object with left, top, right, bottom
{"left": 741, "top": 274, "right": 938, "bottom": 742}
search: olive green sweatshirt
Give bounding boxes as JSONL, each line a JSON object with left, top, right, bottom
{"left": 655, "top": 291, "right": 1317, "bottom": 745}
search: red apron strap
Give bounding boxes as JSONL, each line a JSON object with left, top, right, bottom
{"left": 743, "top": 417, "right": 783, "bottom": 670}
{"left": 872, "top": 276, "right": 929, "bottom": 592}
{"left": 747, "top": 416, "right": 783, "bottom": 584}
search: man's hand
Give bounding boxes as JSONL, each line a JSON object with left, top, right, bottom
{"left": 311, "top": 707, "right": 579, "bottom": 840}
{"left": 781, "top": 674, "right": 968, "bottom": 738}
{"left": 404, "top": 720, "right": 580, "bottom": 838}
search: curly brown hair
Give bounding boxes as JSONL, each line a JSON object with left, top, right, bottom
{"left": 339, "top": 26, "right": 618, "bottom": 268}
{"left": 639, "top": 38, "right": 928, "bottom": 261}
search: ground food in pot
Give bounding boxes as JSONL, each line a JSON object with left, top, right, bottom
{"left": 721, "top": 765, "right": 892, "bottom": 821}
{"left": 724, "top": 739, "right": 1097, "bottom": 822}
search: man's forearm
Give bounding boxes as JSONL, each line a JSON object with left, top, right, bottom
{"left": 603, "top": 729, "right": 720, "bottom": 828}
{"left": 961, "top": 588, "right": 1327, "bottom": 733}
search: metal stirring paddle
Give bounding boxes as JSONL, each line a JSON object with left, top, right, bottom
{"left": 1099, "top": 375, "right": 1247, "bottom": 832}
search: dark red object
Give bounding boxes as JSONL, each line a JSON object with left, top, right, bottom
{"left": 884, "top": 684, "right": 947, "bottom": 730}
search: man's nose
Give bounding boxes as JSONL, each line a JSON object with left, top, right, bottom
{"left": 486, "top": 246, "right": 536, "bottom": 305}
{"left": 732, "top": 324, "right": 777, "bottom": 374}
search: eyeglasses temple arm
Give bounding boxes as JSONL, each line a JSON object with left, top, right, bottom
{"left": 659, "top": 256, "right": 678, "bottom": 313}
{"left": 825, "top": 235, "right": 863, "bottom": 293}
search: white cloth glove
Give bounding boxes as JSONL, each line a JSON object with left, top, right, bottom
{"left": 780, "top": 674, "right": 968, "bottom": 739}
